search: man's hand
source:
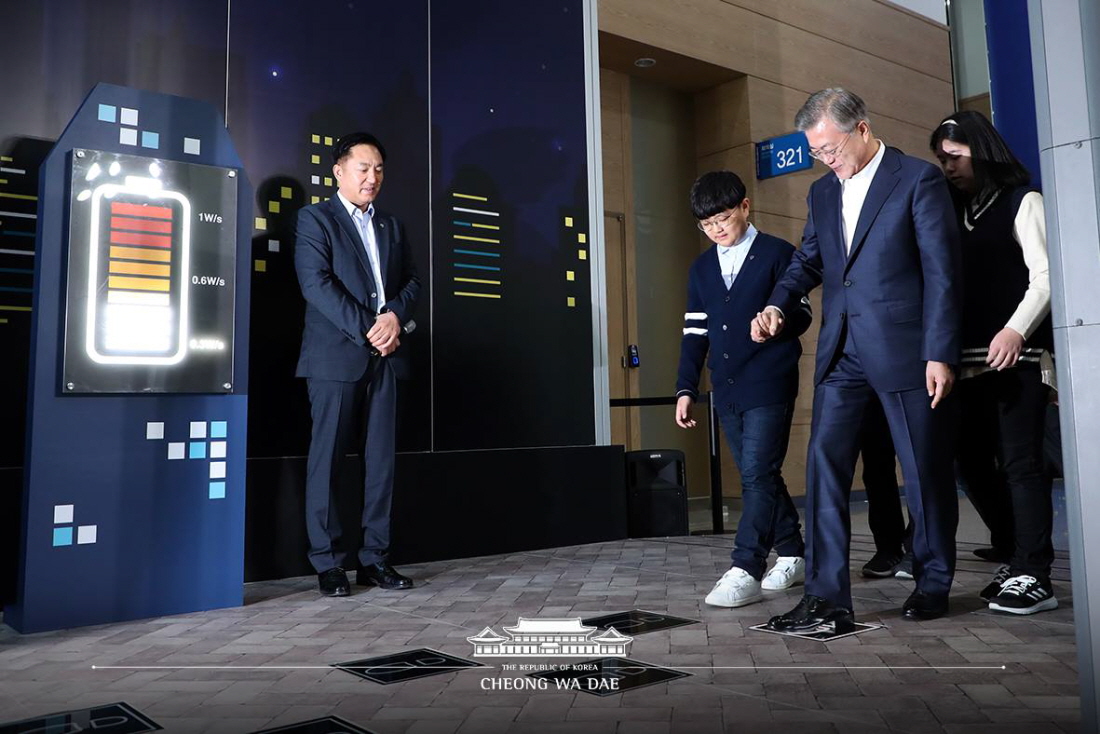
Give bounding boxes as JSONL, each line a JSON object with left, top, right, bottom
{"left": 926, "top": 360, "right": 955, "bottom": 409}
{"left": 367, "top": 312, "right": 402, "bottom": 356}
{"left": 987, "top": 327, "right": 1025, "bottom": 370}
{"left": 751, "top": 306, "right": 785, "bottom": 343}
{"left": 675, "top": 395, "right": 696, "bottom": 429}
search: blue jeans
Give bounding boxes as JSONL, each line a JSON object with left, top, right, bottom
{"left": 719, "top": 400, "right": 804, "bottom": 580}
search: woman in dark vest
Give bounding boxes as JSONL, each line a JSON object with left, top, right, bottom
{"left": 930, "top": 111, "right": 1057, "bottom": 615}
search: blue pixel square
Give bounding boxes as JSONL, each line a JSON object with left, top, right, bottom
{"left": 189, "top": 442, "right": 207, "bottom": 459}
{"left": 53, "top": 527, "right": 73, "bottom": 546}
{"left": 210, "top": 421, "right": 228, "bottom": 438}
{"left": 97, "top": 104, "right": 116, "bottom": 122}
{"left": 141, "top": 131, "right": 159, "bottom": 149}
{"left": 209, "top": 482, "right": 226, "bottom": 499}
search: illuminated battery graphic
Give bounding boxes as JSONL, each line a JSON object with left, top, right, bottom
{"left": 86, "top": 178, "right": 191, "bottom": 364}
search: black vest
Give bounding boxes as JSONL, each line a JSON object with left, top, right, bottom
{"left": 960, "top": 186, "right": 1053, "bottom": 365}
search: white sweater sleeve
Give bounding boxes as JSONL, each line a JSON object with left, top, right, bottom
{"left": 1006, "top": 191, "right": 1052, "bottom": 339}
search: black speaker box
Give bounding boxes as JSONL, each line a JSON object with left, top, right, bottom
{"left": 625, "top": 449, "right": 688, "bottom": 538}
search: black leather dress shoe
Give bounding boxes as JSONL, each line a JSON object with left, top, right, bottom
{"left": 902, "top": 589, "right": 949, "bottom": 620}
{"left": 318, "top": 567, "right": 350, "bottom": 597}
{"left": 766, "top": 595, "right": 855, "bottom": 634}
{"left": 357, "top": 562, "right": 414, "bottom": 589}
{"left": 862, "top": 551, "right": 904, "bottom": 578}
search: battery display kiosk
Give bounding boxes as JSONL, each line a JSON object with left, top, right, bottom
{"left": 5, "top": 84, "right": 253, "bottom": 633}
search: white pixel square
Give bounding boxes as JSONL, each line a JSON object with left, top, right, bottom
{"left": 53, "top": 505, "right": 74, "bottom": 524}
{"left": 190, "top": 421, "right": 207, "bottom": 439}
{"left": 119, "top": 127, "right": 138, "bottom": 146}
{"left": 268, "top": 239, "right": 280, "bottom": 252}
{"left": 183, "top": 137, "right": 201, "bottom": 155}
{"left": 120, "top": 107, "right": 138, "bottom": 126}
{"left": 146, "top": 422, "right": 164, "bottom": 440}
{"left": 77, "top": 525, "right": 97, "bottom": 544}
{"left": 167, "top": 442, "right": 185, "bottom": 460}
{"left": 210, "top": 461, "right": 226, "bottom": 479}
{"left": 311, "top": 175, "right": 320, "bottom": 185}
{"left": 210, "top": 441, "right": 227, "bottom": 459}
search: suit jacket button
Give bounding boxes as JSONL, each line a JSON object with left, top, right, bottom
{"left": 727, "top": 378, "right": 734, "bottom": 384}
{"left": 722, "top": 324, "right": 728, "bottom": 331}
{"left": 844, "top": 280, "right": 852, "bottom": 287}
{"left": 724, "top": 296, "right": 730, "bottom": 303}
{"left": 723, "top": 353, "right": 729, "bottom": 359}
{"left": 371, "top": 292, "right": 378, "bottom": 299}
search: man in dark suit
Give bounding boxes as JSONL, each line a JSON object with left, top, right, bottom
{"left": 295, "top": 132, "right": 420, "bottom": 596}
{"left": 753, "top": 89, "right": 962, "bottom": 630}
{"left": 675, "top": 171, "right": 812, "bottom": 609}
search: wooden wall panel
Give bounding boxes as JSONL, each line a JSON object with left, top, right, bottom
{"left": 600, "top": 69, "right": 628, "bottom": 213}
{"left": 599, "top": 0, "right": 953, "bottom": 126}
{"left": 694, "top": 77, "right": 750, "bottom": 157}
{"left": 720, "top": 0, "right": 951, "bottom": 83}
{"left": 599, "top": 69, "right": 641, "bottom": 450}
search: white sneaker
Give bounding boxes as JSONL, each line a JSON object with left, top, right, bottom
{"left": 761, "top": 556, "right": 805, "bottom": 590}
{"left": 704, "top": 566, "right": 762, "bottom": 608}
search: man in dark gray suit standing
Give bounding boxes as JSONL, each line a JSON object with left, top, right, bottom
{"left": 295, "top": 132, "right": 420, "bottom": 596}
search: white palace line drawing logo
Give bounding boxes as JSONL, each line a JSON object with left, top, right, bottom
{"left": 467, "top": 617, "right": 632, "bottom": 658}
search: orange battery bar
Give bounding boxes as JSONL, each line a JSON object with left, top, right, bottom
{"left": 110, "top": 231, "right": 172, "bottom": 248}
{"left": 109, "top": 260, "right": 171, "bottom": 277}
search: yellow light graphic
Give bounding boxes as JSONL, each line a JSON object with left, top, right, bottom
{"left": 566, "top": 270, "right": 575, "bottom": 281}
{"left": 454, "top": 276, "right": 501, "bottom": 285}
{"left": 455, "top": 291, "right": 502, "bottom": 299}
{"left": 454, "top": 234, "right": 500, "bottom": 244}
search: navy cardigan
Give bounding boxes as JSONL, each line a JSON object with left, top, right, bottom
{"left": 675, "top": 232, "right": 812, "bottom": 412}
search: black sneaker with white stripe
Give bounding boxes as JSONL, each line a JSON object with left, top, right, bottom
{"left": 988, "top": 574, "right": 1058, "bottom": 615}
{"left": 979, "top": 564, "right": 1011, "bottom": 602}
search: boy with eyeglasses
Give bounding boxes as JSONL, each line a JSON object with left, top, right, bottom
{"left": 675, "top": 170, "right": 812, "bottom": 608}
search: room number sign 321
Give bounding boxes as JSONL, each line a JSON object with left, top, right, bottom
{"left": 756, "top": 131, "right": 813, "bottom": 179}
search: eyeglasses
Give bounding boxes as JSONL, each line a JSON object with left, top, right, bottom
{"left": 808, "top": 130, "right": 853, "bottom": 162}
{"left": 697, "top": 212, "right": 735, "bottom": 232}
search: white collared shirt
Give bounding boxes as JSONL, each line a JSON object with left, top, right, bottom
{"left": 716, "top": 223, "right": 758, "bottom": 289}
{"left": 840, "top": 139, "right": 886, "bottom": 255}
{"left": 337, "top": 191, "right": 387, "bottom": 313}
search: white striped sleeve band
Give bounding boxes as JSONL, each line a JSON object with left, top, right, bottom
{"left": 683, "top": 328, "right": 708, "bottom": 335}
{"left": 684, "top": 312, "right": 707, "bottom": 320}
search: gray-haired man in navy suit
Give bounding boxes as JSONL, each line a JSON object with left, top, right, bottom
{"left": 754, "top": 89, "right": 963, "bottom": 630}
{"left": 295, "top": 132, "right": 420, "bottom": 596}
